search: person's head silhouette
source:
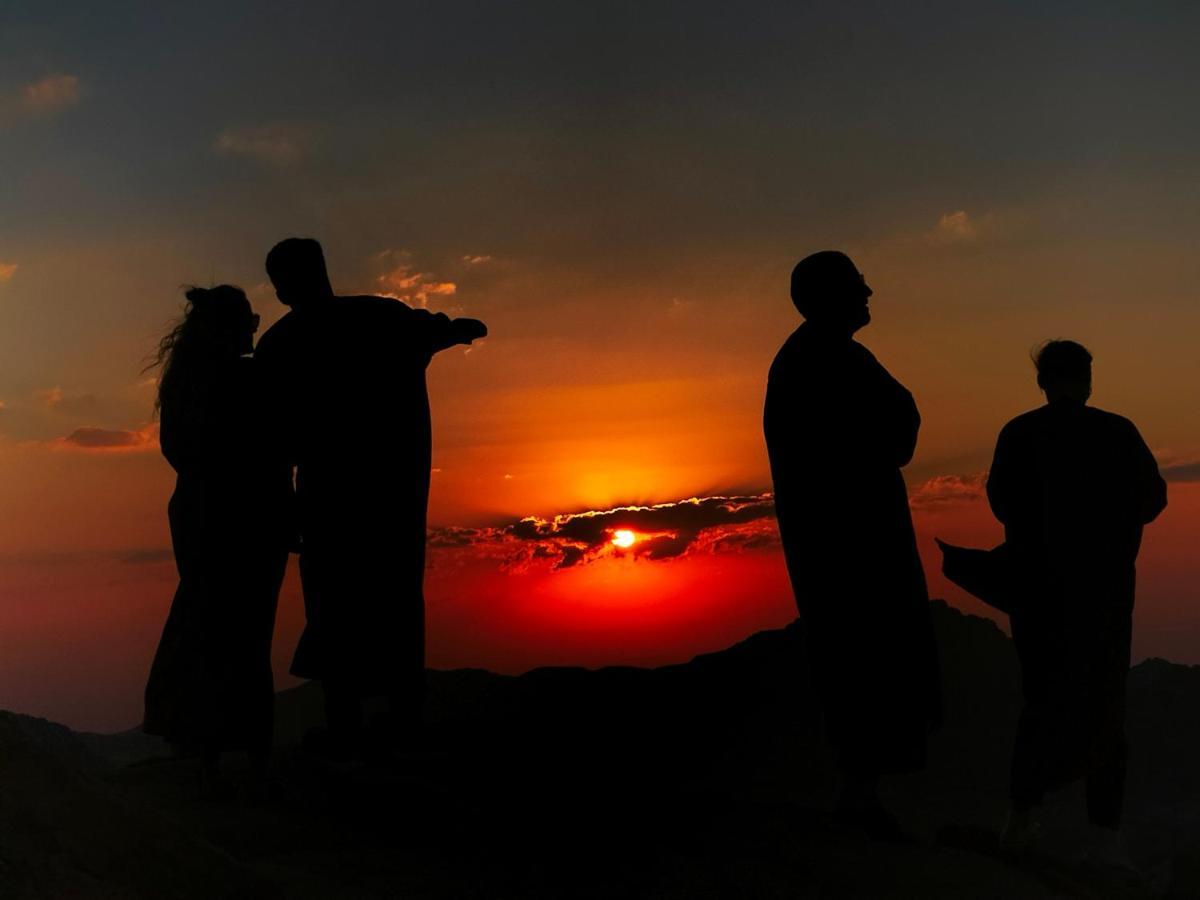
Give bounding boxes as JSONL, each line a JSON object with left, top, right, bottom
{"left": 1033, "top": 339, "right": 1092, "bottom": 405}
{"left": 266, "top": 238, "right": 335, "bottom": 308}
{"left": 790, "top": 251, "right": 873, "bottom": 335}
{"left": 149, "top": 285, "right": 259, "bottom": 412}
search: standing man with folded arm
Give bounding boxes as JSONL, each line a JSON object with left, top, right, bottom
{"left": 764, "top": 250, "right": 941, "bottom": 840}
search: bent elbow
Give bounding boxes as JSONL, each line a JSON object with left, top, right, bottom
{"left": 1144, "top": 481, "right": 1168, "bottom": 523}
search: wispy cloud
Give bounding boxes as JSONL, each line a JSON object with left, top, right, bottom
{"left": 462, "top": 254, "right": 493, "bottom": 265}
{"left": 22, "top": 74, "right": 81, "bottom": 113}
{"left": 908, "top": 472, "right": 987, "bottom": 511}
{"left": 115, "top": 548, "right": 174, "bottom": 565}
{"left": 35, "top": 386, "right": 63, "bottom": 407}
{"left": 0, "top": 546, "right": 173, "bottom": 566}
{"left": 34, "top": 386, "right": 98, "bottom": 414}
{"left": 1162, "top": 461, "right": 1200, "bottom": 483}
{"left": 214, "top": 125, "right": 303, "bottom": 166}
{"left": 50, "top": 423, "right": 159, "bottom": 453}
{"left": 374, "top": 250, "right": 457, "bottom": 308}
{"left": 0, "top": 262, "right": 17, "bottom": 283}
{"left": 928, "top": 209, "right": 978, "bottom": 244}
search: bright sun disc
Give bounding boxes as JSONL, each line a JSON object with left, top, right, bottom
{"left": 611, "top": 529, "right": 636, "bottom": 548}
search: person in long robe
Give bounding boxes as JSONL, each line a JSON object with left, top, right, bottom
{"left": 987, "top": 340, "right": 1166, "bottom": 864}
{"left": 254, "top": 238, "right": 486, "bottom": 759}
{"left": 764, "top": 250, "right": 941, "bottom": 839}
{"left": 143, "top": 285, "right": 293, "bottom": 786}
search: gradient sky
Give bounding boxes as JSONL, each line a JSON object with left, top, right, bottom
{"left": 2, "top": 2, "right": 1198, "bottom": 731}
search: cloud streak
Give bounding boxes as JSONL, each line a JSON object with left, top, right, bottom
{"left": 430, "top": 493, "right": 779, "bottom": 572}
{"left": 374, "top": 250, "right": 457, "bottom": 308}
{"left": 908, "top": 472, "right": 987, "bottom": 511}
{"left": 51, "top": 423, "right": 159, "bottom": 452}
{"left": 1162, "top": 461, "right": 1200, "bottom": 483}
{"left": 35, "top": 386, "right": 98, "bottom": 413}
{"left": 22, "top": 74, "right": 81, "bottom": 113}
{"left": 214, "top": 125, "right": 303, "bottom": 166}
{"left": 430, "top": 473, "right": 997, "bottom": 572}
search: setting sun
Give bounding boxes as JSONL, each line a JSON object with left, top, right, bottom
{"left": 611, "top": 529, "right": 637, "bottom": 548}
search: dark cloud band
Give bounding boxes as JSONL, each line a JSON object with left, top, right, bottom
{"left": 430, "top": 494, "right": 778, "bottom": 571}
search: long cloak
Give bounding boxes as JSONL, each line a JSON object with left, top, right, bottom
{"left": 143, "top": 356, "right": 292, "bottom": 751}
{"left": 254, "top": 295, "right": 468, "bottom": 699}
{"left": 764, "top": 323, "right": 941, "bottom": 777}
{"left": 986, "top": 403, "right": 1166, "bottom": 797}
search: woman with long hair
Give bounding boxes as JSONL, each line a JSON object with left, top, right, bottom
{"left": 143, "top": 285, "right": 293, "bottom": 789}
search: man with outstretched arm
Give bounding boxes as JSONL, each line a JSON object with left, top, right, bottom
{"left": 255, "top": 237, "right": 486, "bottom": 760}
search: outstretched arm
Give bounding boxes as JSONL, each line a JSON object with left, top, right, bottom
{"left": 446, "top": 316, "right": 488, "bottom": 347}
{"left": 408, "top": 308, "right": 488, "bottom": 353}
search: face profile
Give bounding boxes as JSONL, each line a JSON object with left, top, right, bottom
{"left": 789, "top": 250, "right": 873, "bottom": 335}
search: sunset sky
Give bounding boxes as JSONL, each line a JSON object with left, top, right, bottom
{"left": 2, "top": 3, "right": 1198, "bottom": 732}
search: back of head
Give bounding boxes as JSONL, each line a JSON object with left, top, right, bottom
{"left": 1033, "top": 339, "right": 1092, "bottom": 404}
{"left": 266, "top": 237, "right": 333, "bottom": 307}
{"left": 150, "top": 285, "right": 254, "bottom": 413}
{"left": 790, "top": 250, "right": 872, "bottom": 332}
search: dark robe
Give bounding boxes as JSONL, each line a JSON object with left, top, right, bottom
{"left": 764, "top": 323, "right": 941, "bottom": 777}
{"left": 143, "top": 356, "right": 292, "bottom": 752}
{"left": 986, "top": 403, "right": 1166, "bottom": 821}
{"left": 254, "top": 295, "right": 471, "bottom": 701}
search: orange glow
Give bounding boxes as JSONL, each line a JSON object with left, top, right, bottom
{"left": 611, "top": 529, "right": 637, "bottom": 548}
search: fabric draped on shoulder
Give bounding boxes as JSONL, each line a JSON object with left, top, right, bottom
{"left": 764, "top": 323, "right": 941, "bottom": 777}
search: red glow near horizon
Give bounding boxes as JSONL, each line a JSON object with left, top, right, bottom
{"left": 0, "top": 481, "right": 1195, "bottom": 734}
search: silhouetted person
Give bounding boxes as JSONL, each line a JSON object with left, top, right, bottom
{"left": 988, "top": 340, "right": 1166, "bottom": 864}
{"left": 143, "top": 286, "right": 292, "bottom": 789}
{"left": 764, "top": 251, "right": 941, "bottom": 839}
{"left": 255, "top": 238, "right": 486, "bottom": 760}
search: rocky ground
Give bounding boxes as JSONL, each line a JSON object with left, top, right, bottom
{"left": 2, "top": 601, "right": 1199, "bottom": 899}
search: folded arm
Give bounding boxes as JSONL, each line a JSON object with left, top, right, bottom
{"left": 858, "top": 352, "right": 920, "bottom": 468}
{"left": 1129, "top": 424, "right": 1168, "bottom": 524}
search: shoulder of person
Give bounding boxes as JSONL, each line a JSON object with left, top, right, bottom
{"left": 339, "top": 294, "right": 438, "bottom": 323}
{"left": 339, "top": 293, "right": 400, "bottom": 308}
{"left": 1084, "top": 406, "right": 1143, "bottom": 439}
{"left": 255, "top": 311, "right": 298, "bottom": 351}
{"left": 1084, "top": 405, "right": 1134, "bottom": 426}
{"left": 997, "top": 407, "right": 1045, "bottom": 440}
{"left": 848, "top": 338, "right": 878, "bottom": 361}
{"left": 256, "top": 311, "right": 290, "bottom": 338}
{"left": 847, "top": 339, "right": 896, "bottom": 377}
{"left": 767, "top": 328, "right": 811, "bottom": 382}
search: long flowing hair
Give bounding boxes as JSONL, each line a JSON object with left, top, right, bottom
{"left": 146, "top": 285, "right": 251, "bottom": 418}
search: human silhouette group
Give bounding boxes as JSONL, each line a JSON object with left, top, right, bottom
{"left": 143, "top": 241, "right": 1167, "bottom": 867}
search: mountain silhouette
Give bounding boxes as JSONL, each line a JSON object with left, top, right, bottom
{"left": 3, "top": 601, "right": 1199, "bottom": 899}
